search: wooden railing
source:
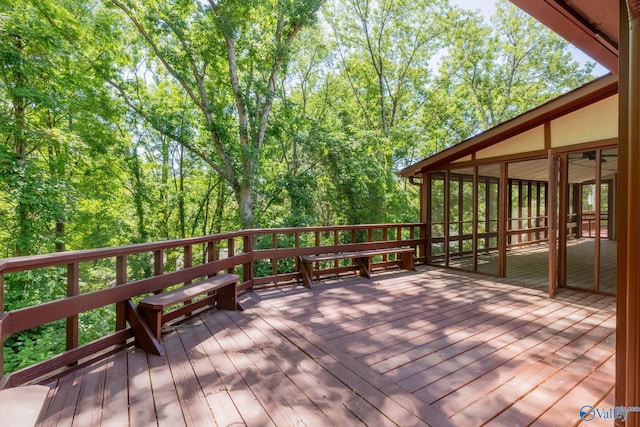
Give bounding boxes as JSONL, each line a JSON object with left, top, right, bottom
{"left": 0, "top": 223, "right": 425, "bottom": 387}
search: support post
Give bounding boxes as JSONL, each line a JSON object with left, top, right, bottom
{"left": 594, "top": 150, "right": 602, "bottom": 291}
{"left": 622, "top": 1, "right": 640, "bottom": 424}
{"left": 472, "top": 167, "right": 479, "bottom": 271}
{"left": 558, "top": 154, "right": 568, "bottom": 288}
{"left": 444, "top": 170, "right": 450, "bottom": 267}
{"left": 548, "top": 152, "right": 558, "bottom": 297}
{"left": 498, "top": 163, "right": 508, "bottom": 277}
{"left": 425, "top": 173, "right": 432, "bottom": 264}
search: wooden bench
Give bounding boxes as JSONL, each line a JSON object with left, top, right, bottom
{"left": 131, "top": 273, "right": 239, "bottom": 355}
{"left": 299, "top": 247, "right": 415, "bottom": 288}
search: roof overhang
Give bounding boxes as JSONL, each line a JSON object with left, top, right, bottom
{"left": 398, "top": 73, "right": 619, "bottom": 178}
{"left": 509, "top": 0, "right": 619, "bottom": 73}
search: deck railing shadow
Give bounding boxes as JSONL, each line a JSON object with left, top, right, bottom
{"left": 267, "top": 267, "right": 614, "bottom": 425}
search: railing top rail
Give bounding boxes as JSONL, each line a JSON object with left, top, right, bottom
{"left": 0, "top": 231, "right": 249, "bottom": 274}
{"left": 0, "top": 224, "right": 425, "bottom": 273}
{"left": 249, "top": 223, "right": 423, "bottom": 234}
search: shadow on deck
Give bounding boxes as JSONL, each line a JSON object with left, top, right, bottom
{"left": 38, "top": 266, "right": 616, "bottom": 426}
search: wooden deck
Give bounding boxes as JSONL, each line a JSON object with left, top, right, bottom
{"left": 36, "top": 266, "right": 616, "bottom": 426}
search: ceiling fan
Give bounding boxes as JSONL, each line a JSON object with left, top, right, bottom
{"left": 582, "top": 150, "right": 617, "bottom": 162}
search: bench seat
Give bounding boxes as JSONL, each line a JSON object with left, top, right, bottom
{"left": 299, "top": 247, "right": 415, "bottom": 288}
{"left": 138, "top": 273, "right": 239, "bottom": 344}
{"left": 0, "top": 385, "right": 50, "bottom": 427}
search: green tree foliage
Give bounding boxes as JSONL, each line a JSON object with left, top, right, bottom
{"left": 420, "top": 3, "right": 595, "bottom": 156}
{"left": 102, "top": 0, "right": 325, "bottom": 230}
{"left": 0, "top": 0, "right": 597, "bottom": 371}
{"left": 0, "top": 0, "right": 125, "bottom": 256}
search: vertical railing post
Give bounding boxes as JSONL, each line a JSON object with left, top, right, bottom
{"left": 115, "top": 255, "right": 127, "bottom": 331}
{"left": 1, "top": 272, "right": 4, "bottom": 374}
{"left": 315, "top": 231, "right": 321, "bottom": 273}
{"left": 272, "top": 233, "right": 278, "bottom": 284}
{"left": 243, "top": 233, "right": 254, "bottom": 289}
{"left": 381, "top": 227, "right": 388, "bottom": 263}
{"left": 207, "top": 241, "right": 215, "bottom": 263}
{"left": 183, "top": 245, "right": 193, "bottom": 315}
{"left": 294, "top": 232, "right": 300, "bottom": 274}
{"left": 183, "top": 245, "right": 193, "bottom": 282}
{"left": 154, "top": 250, "right": 164, "bottom": 294}
{"left": 227, "top": 238, "right": 235, "bottom": 274}
{"left": 333, "top": 230, "right": 339, "bottom": 271}
{"left": 66, "top": 263, "right": 80, "bottom": 352}
{"left": 0, "top": 272, "right": 4, "bottom": 314}
{"left": 206, "top": 240, "right": 216, "bottom": 279}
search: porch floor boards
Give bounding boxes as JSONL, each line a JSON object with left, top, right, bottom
{"left": 37, "top": 266, "right": 615, "bottom": 426}
{"left": 448, "top": 238, "right": 617, "bottom": 294}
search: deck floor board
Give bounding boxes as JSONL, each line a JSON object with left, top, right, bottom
{"left": 35, "top": 266, "right": 615, "bottom": 426}
{"left": 127, "top": 347, "right": 158, "bottom": 426}
{"left": 224, "top": 310, "right": 367, "bottom": 426}
{"left": 100, "top": 351, "right": 130, "bottom": 427}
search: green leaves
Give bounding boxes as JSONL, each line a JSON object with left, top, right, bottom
{"left": 426, "top": 2, "right": 595, "bottom": 146}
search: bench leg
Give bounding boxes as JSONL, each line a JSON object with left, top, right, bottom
{"left": 138, "top": 305, "right": 162, "bottom": 343}
{"left": 356, "top": 257, "right": 372, "bottom": 279}
{"left": 126, "top": 300, "right": 164, "bottom": 356}
{"left": 217, "top": 283, "right": 238, "bottom": 311}
{"left": 401, "top": 252, "right": 416, "bottom": 271}
{"left": 299, "top": 258, "right": 314, "bottom": 289}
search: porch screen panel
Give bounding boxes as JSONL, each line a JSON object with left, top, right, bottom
{"left": 429, "top": 173, "right": 445, "bottom": 265}
{"left": 476, "top": 165, "right": 500, "bottom": 275}
{"left": 503, "top": 158, "right": 549, "bottom": 286}
{"left": 448, "top": 170, "right": 475, "bottom": 271}
{"left": 566, "top": 152, "right": 596, "bottom": 291}
{"left": 599, "top": 147, "right": 617, "bottom": 294}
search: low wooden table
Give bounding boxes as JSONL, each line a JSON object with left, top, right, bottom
{"left": 299, "top": 247, "right": 415, "bottom": 288}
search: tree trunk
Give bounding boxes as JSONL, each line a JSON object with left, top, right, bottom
{"left": 178, "top": 145, "right": 186, "bottom": 238}
{"left": 12, "top": 35, "right": 29, "bottom": 256}
{"left": 237, "top": 182, "right": 254, "bottom": 230}
{"left": 130, "top": 149, "right": 148, "bottom": 243}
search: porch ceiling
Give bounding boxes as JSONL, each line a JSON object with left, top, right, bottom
{"left": 509, "top": 0, "right": 619, "bottom": 73}
{"left": 399, "top": 74, "right": 618, "bottom": 179}
{"left": 450, "top": 154, "right": 618, "bottom": 184}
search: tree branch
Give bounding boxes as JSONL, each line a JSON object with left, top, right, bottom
{"left": 109, "top": 0, "right": 205, "bottom": 112}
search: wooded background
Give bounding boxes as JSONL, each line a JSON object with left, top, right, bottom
{"left": 1, "top": 0, "right": 594, "bottom": 370}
